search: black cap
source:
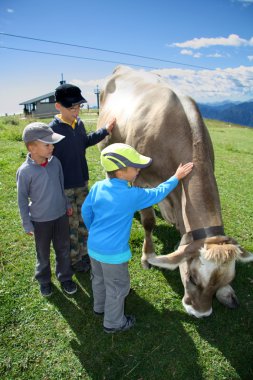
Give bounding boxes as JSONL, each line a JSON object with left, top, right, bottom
{"left": 55, "top": 83, "right": 87, "bottom": 108}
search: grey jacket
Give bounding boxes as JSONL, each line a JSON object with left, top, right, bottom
{"left": 16, "top": 154, "right": 70, "bottom": 233}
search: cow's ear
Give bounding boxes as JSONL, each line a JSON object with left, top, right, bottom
{"left": 236, "top": 247, "right": 253, "bottom": 263}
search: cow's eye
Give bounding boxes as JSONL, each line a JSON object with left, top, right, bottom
{"left": 189, "top": 275, "right": 197, "bottom": 286}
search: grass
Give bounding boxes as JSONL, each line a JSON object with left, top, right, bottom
{"left": 0, "top": 115, "right": 253, "bottom": 380}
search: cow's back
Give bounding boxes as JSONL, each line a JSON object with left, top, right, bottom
{"left": 98, "top": 65, "right": 212, "bottom": 179}
{"left": 97, "top": 65, "right": 220, "bottom": 233}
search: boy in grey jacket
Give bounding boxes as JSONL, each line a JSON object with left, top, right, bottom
{"left": 17, "top": 122, "right": 77, "bottom": 297}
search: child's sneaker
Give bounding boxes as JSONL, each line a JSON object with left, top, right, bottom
{"left": 94, "top": 310, "right": 104, "bottom": 316}
{"left": 104, "top": 315, "right": 136, "bottom": 333}
{"left": 40, "top": 283, "right": 52, "bottom": 297}
{"left": 61, "top": 280, "right": 77, "bottom": 295}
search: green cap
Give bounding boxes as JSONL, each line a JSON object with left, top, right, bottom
{"left": 101, "top": 143, "right": 152, "bottom": 172}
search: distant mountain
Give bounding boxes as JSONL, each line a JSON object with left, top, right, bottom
{"left": 198, "top": 100, "right": 253, "bottom": 128}
{"left": 202, "top": 100, "right": 241, "bottom": 109}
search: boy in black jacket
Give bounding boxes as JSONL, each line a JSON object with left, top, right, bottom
{"left": 49, "top": 83, "right": 115, "bottom": 272}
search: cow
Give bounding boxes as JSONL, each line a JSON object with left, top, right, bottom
{"left": 96, "top": 65, "right": 253, "bottom": 318}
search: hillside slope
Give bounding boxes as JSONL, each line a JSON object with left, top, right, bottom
{"left": 198, "top": 100, "right": 253, "bottom": 127}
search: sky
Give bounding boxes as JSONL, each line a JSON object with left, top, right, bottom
{"left": 0, "top": 0, "right": 253, "bottom": 115}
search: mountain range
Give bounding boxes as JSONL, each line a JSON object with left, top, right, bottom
{"left": 197, "top": 100, "right": 253, "bottom": 128}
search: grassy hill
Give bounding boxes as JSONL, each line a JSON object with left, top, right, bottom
{"left": 0, "top": 115, "right": 253, "bottom": 379}
{"left": 198, "top": 101, "right": 253, "bottom": 128}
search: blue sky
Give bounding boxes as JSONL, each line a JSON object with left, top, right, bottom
{"left": 0, "top": 0, "right": 253, "bottom": 115}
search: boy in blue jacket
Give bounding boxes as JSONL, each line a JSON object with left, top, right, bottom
{"left": 81, "top": 143, "right": 193, "bottom": 333}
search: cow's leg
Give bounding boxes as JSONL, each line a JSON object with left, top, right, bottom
{"left": 140, "top": 207, "right": 156, "bottom": 269}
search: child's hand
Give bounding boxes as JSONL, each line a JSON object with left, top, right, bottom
{"left": 174, "top": 162, "right": 194, "bottom": 180}
{"left": 66, "top": 207, "right": 73, "bottom": 216}
{"left": 105, "top": 117, "right": 116, "bottom": 133}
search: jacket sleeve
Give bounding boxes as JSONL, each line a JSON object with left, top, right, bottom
{"left": 86, "top": 127, "right": 109, "bottom": 147}
{"left": 57, "top": 158, "right": 71, "bottom": 209}
{"left": 134, "top": 176, "right": 179, "bottom": 211}
{"left": 16, "top": 169, "right": 34, "bottom": 233}
{"left": 81, "top": 190, "right": 94, "bottom": 231}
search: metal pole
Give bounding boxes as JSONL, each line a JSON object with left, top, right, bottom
{"left": 94, "top": 85, "right": 100, "bottom": 114}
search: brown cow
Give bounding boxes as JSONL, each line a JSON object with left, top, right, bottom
{"left": 97, "top": 65, "right": 253, "bottom": 318}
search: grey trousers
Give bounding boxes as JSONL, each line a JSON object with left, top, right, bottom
{"left": 90, "top": 257, "right": 130, "bottom": 329}
{"left": 33, "top": 214, "right": 73, "bottom": 284}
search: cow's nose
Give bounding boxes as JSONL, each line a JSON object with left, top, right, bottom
{"left": 182, "top": 297, "right": 213, "bottom": 318}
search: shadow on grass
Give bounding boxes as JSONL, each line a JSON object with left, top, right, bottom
{"left": 159, "top": 265, "right": 253, "bottom": 379}
{"left": 48, "top": 274, "right": 203, "bottom": 380}
{"left": 147, "top": 221, "right": 253, "bottom": 379}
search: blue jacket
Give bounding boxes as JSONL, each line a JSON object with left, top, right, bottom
{"left": 81, "top": 176, "right": 179, "bottom": 264}
{"left": 49, "top": 116, "right": 108, "bottom": 189}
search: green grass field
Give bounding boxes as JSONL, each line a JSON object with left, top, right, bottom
{"left": 0, "top": 115, "right": 253, "bottom": 380}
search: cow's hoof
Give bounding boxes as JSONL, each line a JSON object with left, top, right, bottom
{"left": 141, "top": 259, "right": 151, "bottom": 270}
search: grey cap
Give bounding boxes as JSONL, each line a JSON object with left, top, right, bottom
{"left": 22, "top": 122, "right": 65, "bottom": 144}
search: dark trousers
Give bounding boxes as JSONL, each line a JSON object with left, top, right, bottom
{"left": 33, "top": 214, "right": 73, "bottom": 284}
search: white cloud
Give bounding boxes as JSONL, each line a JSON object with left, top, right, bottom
{"left": 235, "top": 0, "right": 253, "bottom": 6}
{"left": 248, "top": 56, "right": 253, "bottom": 61}
{"left": 180, "top": 49, "right": 193, "bottom": 56}
{"left": 207, "top": 53, "right": 223, "bottom": 58}
{"left": 193, "top": 52, "right": 202, "bottom": 58}
{"left": 180, "top": 49, "right": 202, "bottom": 58}
{"left": 171, "top": 34, "right": 253, "bottom": 49}
{"left": 151, "top": 66, "right": 253, "bottom": 103}
{"left": 70, "top": 77, "right": 109, "bottom": 106}
{"left": 181, "top": 50, "right": 225, "bottom": 59}
{"left": 6, "top": 8, "right": 14, "bottom": 13}
{"left": 73, "top": 78, "right": 106, "bottom": 87}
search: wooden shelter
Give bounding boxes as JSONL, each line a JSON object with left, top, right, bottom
{"left": 19, "top": 92, "right": 58, "bottom": 119}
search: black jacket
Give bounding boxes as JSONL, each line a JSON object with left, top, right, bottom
{"left": 49, "top": 116, "right": 108, "bottom": 189}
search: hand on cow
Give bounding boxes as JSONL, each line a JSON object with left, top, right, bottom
{"left": 174, "top": 162, "right": 194, "bottom": 180}
{"left": 105, "top": 117, "right": 116, "bottom": 133}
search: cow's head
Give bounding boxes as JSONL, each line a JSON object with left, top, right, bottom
{"left": 144, "top": 236, "right": 253, "bottom": 317}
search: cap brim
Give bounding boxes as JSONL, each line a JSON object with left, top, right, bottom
{"left": 72, "top": 99, "right": 87, "bottom": 106}
{"left": 60, "top": 98, "right": 87, "bottom": 107}
{"left": 38, "top": 133, "right": 65, "bottom": 144}
{"left": 130, "top": 156, "right": 152, "bottom": 168}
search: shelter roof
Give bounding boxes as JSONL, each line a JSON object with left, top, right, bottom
{"left": 20, "top": 92, "right": 55, "bottom": 105}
